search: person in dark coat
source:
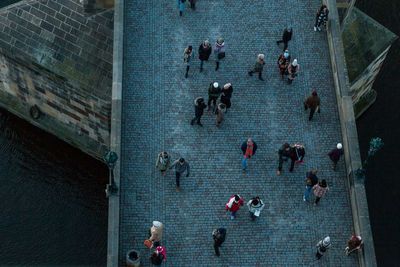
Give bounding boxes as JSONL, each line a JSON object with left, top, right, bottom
{"left": 277, "top": 143, "right": 305, "bottom": 175}
{"left": 220, "top": 83, "right": 233, "bottom": 112}
{"left": 190, "top": 97, "right": 207, "bottom": 127}
{"left": 328, "top": 143, "right": 344, "bottom": 170}
{"left": 276, "top": 27, "right": 293, "bottom": 51}
{"left": 198, "top": 40, "right": 212, "bottom": 72}
{"left": 287, "top": 59, "right": 299, "bottom": 84}
{"left": 212, "top": 228, "right": 226, "bottom": 256}
{"left": 277, "top": 50, "right": 290, "bottom": 79}
{"left": 314, "top": 5, "right": 329, "bottom": 31}
{"left": 241, "top": 138, "right": 258, "bottom": 171}
{"left": 248, "top": 53, "right": 266, "bottom": 81}
{"left": 208, "top": 82, "right": 221, "bottom": 112}
{"left": 303, "top": 169, "right": 319, "bottom": 202}
{"left": 189, "top": 0, "right": 196, "bottom": 10}
{"left": 214, "top": 38, "right": 225, "bottom": 71}
{"left": 304, "top": 89, "right": 321, "bottom": 121}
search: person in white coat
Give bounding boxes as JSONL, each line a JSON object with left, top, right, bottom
{"left": 247, "top": 196, "right": 265, "bottom": 221}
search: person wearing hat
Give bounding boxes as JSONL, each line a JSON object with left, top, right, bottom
{"left": 169, "top": 157, "right": 190, "bottom": 191}
{"left": 277, "top": 50, "right": 291, "bottom": 79}
{"left": 225, "top": 194, "right": 244, "bottom": 220}
{"left": 191, "top": 97, "right": 207, "bottom": 127}
{"left": 212, "top": 228, "right": 226, "bottom": 256}
{"left": 214, "top": 38, "right": 225, "bottom": 71}
{"left": 303, "top": 169, "right": 319, "bottom": 202}
{"left": 287, "top": 59, "right": 299, "bottom": 84}
{"left": 215, "top": 103, "right": 226, "bottom": 127}
{"left": 156, "top": 151, "right": 171, "bottom": 176}
{"left": 248, "top": 53, "right": 266, "bottom": 81}
{"left": 198, "top": 39, "right": 212, "bottom": 72}
{"left": 241, "top": 138, "right": 258, "bottom": 172}
{"left": 149, "top": 221, "right": 164, "bottom": 248}
{"left": 220, "top": 83, "right": 233, "bottom": 112}
{"left": 328, "top": 143, "right": 344, "bottom": 170}
{"left": 316, "top": 236, "right": 331, "bottom": 259}
{"left": 183, "top": 45, "right": 193, "bottom": 78}
{"left": 276, "top": 27, "right": 293, "bottom": 51}
{"left": 247, "top": 196, "right": 265, "bottom": 221}
{"left": 304, "top": 89, "right": 321, "bottom": 121}
{"left": 208, "top": 82, "right": 221, "bottom": 112}
{"left": 313, "top": 179, "right": 329, "bottom": 205}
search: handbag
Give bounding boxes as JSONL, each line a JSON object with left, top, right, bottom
{"left": 218, "top": 52, "right": 225, "bottom": 60}
{"left": 144, "top": 239, "right": 153, "bottom": 248}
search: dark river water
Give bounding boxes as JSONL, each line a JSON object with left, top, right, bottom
{"left": 0, "top": 109, "right": 108, "bottom": 266}
{"left": 356, "top": 0, "right": 400, "bottom": 266}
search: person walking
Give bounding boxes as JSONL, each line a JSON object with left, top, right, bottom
{"left": 277, "top": 143, "right": 305, "bottom": 175}
{"left": 241, "top": 138, "right": 258, "bottom": 172}
{"left": 313, "top": 179, "right": 329, "bottom": 205}
{"left": 207, "top": 82, "right": 221, "bottom": 112}
{"left": 316, "top": 236, "right": 331, "bottom": 259}
{"left": 156, "top": 151, "right": 171, "bottom": 176}
{"left": 198, "top": 40, "right": 212, "bottom": 72}
{"left": 276, "top": 27, "right": 293, "bottom": 51}
{"left": 247, "top": 196, "right": 265, "bottom": 221}
{"left": 225, "top": 194, "right": 244, "bottom": 220}
{"left": 220, "top": 83, "right": 233, "bottom": 112}
{"left": 148, "top": 221, "right": 164, "bottom": 248}
{"left": 212, "top": 228, "right": 226, "bottom": 256}
{"left": 214, "top": 38, "right": 225, "bottom": 71}
{"left": 314, "top": 5, "right": 329, "bottom": 31}
{"left": 190, "top": 97, "right": 207, "bottom": 127}
{"left": 169, "top": 158, "right": 190, "bottom": 191}
{"left": 303, "top": 169, "right": 319, "bottom": 202}
{"left": 189, "top": 0, "right": 196, "bottom": 10}
{"left": 287, "top": 59, "right": 299, "bottom": 84}
{"left": 304, "top": 89, "right": 321, "bottom": 121}
{"left": 150, "top": 246, "right": 167, "bottom": 265}
{"left": 328, "top": 143, "right": 344, "bottom": 170}
{"left": 215, "top": 103, "right": 226, "bottom": 127}
{"left": 248, "top": 53, "right": 266, "bottom": 81}
{"left": 183, "top": 45, "right": 193, "bottom": 78}
{"left": 277, "top": 50, "right": 291, "bottom": 80}
{"left": 177, "top": 0, "right": 186, "bottom": 16}
{"left": 345, "top": 235, "right": 363, "bottom": 255}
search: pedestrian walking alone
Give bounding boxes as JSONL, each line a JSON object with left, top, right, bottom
{"left": 198, "top": 39, "right": 212, "bottom": 72}
{"left": 304, "top": 89, "right": 321, "bottom": 121}
{"left": 169, "top": 158, "right": 190, "bottom": 191}
{"left": 208, "top": 82, "right": 221, "bottom": 112}
{"left": 276, "top": 27, "right": 293, "bottom": 51}
{"left": 303, "top": 169, "right": 318, "bottom": 202}
{"left": 220, "top": 83, "right": 233, "bottom": 112}
{"left": 328, "top": 143, "right": 343, "bottom": 170}
{"left": 248, "top": 53, "right": 266, "bottom": 81}
{"left": 314, "top": 5, "right": 329, "bottom": 31}
{"left": 345, "top": 235, "right": 363, "bottom": 256}
{"left": 214, "top": 38, "right": 225, "bottom": 71}
{"left": 191, "top": 97, "right": 207, "bottom": 127}
{"left": 277, "top": 50, "right": 290, "bottom": 79}
{"left": 247, "top": 196, "right": 265, "bottom": 221}
{"left": 316, "top": 236, "right": 331, "bottom": 259}
{"left": 189, "top": 0, "right": 196, "bottom": 10}
{"left": 212, "top": 228, "right": 226, "bottom": 256}
{"left": 287, "top": 59, "right": 299, "bottom": 84}
{"left": 156, "top": 151, "right": 171, "bottom": 176}
{"left": 277, "top": 143, "right": 305, "bottom": 175}
{"left": 225, "top": 194, "right": 244, "bottom": 220}
{"left": 177, "top": 0, "right": 186, "bottom": 16}
{"left": 215, "top": 103, "right": 226, "bottom": 127}
{"left": 241, "top": 138, "right": 258, "bottom": 172}
{"left": 148, "top": 221, "right": 164, "bottom": 248}
{"left": 183, "top": 45, "right": 193, "bottom": 78}
{"left": 150, "top": 246, "right": 167, "bottom": 265}
{"left": 313, "top": 179, "right": 329, "bottom": 205}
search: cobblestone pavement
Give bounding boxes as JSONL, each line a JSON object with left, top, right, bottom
{"left": 120, "top": 1, "right": 358, "bottom": 266}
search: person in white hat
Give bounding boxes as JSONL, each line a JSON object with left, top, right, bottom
{"left": 316, "top": 236, "right": 331, "bottom": 259}
{"left": 149, "top": 221, "right": 164, "bottom": 248}
{"left": 207, "top": 82, "right": 221, "bottom": 112}
{"left": 328, "top": 143, "right": 344, "bottom": 170}
{"left": 287, "top": 58, "right": 299, "bottom": 84}
{"left": 248, "top": 53, "right": 266, "bottom": 81}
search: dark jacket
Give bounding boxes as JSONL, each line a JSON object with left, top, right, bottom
{"left": 194, "top": 97, "right": 207, "bottom": 117}
{"left": 305, "top": 95, "right": 321, "bottom": 110}
{"left": 279, "top": 144, "right": 304, "bottom": 161}
{"left": 254, "top": 59, "right": 265, "bottom": 72}
{"left": 241, "top": 141, "right": 258, "bottom": 156}
{"left": 306, "top": 171, "right": 319, "bottom": 186}
{"left": 213, "top": 228, "right": 226, "bottom": 246}
{"left": 208, "top": 83, "right": 222, "bottom": 98}
{"left": 198, "top": 43, "right": 212, "bottom": 61}
{"left": 328, "top": 148, "right": 343, "bottom": 162}
{"left": 220, "top": 85, "right": 233, "bottom": 108}
{"left": 282, "top": 28, "right": 293, "bottom": 42}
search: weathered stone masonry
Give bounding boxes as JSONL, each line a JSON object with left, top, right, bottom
{"left": 0, "top": 0, "right": 113, "bottom": 159}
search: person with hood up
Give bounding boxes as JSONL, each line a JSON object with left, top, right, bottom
{"left": 149, "top": 221, "right": 164, "bottom": 248}
{"left": 225, "top": 194, "right": 244, "bottom": 220}
{"left": 215, "top": 103, "right": 226, "bottom": 127}
{"left": 220, "top": 83, "right": 233, "bottom": 112}
{"left": 277, "top": 50, "right": 291, "bottom": 79}
{"left": 316, "top": 236, "right": 331, "bottom": 259}
{"left": 214, "top": 38, "right": 225, "bottom": 71}
{"left": 190, "top": 97, "right": 207, "bottom": 127}
{"left": 241, "top": 138, "right": 258, "bottom": 172}
{"left": 198, "top": 39, "right": 212, "bottom": 72}
{"left": 287, "top": 59, "right": 299, "bottom": 84}
{"left": 313, "top": 179, "right": 329, "bottom": 205}
{"left": 150, "top": 246, "right": 167, "bottom": 265}
{"left": 208, "top": 82, "right": 221, "bottom": 112}
{"left": 169, "top": 158, "right": 190, "bottom": 191}
{"left": 328, "top": 143, "right": 344, "bottom": 170}
{"left": 276, "top": 27, "right": 293, "bottom": 51}
{"left": 304, "top": 89, "right": 321, "bottom": 121}
{"left": 248, "top": 53, "right": 266, "bottom": 81}
{"left": 183, "top": 45, "right": 193, "bottom": 78}
{"left": 155, "top": 151, "right": 171, "bottom": 176}
{"left": 212, "top": 228, "right": 226, "bottom": 256}
{"left": 247, "top": 196, "right": 265, "bottom": 221}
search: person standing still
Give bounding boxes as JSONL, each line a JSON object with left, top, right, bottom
{"left": 277, "top": 50, "right": 290, "bottom": 80}
{"left": 316, "top": 236, "right": 331, "bottom": 259}
{"left": 156, "top": 151, "right": 171, "bottom": 176}
{"left": 149, "top": 221, "right": 164, "bottom": 248}
{"left": 248, "top": 53, "right": 266, "bottom": 81}
{"left": 212, "top": 228, "right": 226, "bottom": 256}
{"left": 198, "top": 40, "right": 212, "bottom": 72}
{"left": 304, "top": 89, "right": 321, "bottom": 121}
{"left": 328, "top": 143, "right": 343, "bottom": 170}
{"left": 247, "top": 196, "right": 265, "bottom": 221}
{"left": 303, "top": 169, "right": 318, "bottom": 202}
{"left": 183, "top": 45, "right": 193, "bottom": 78}
{"left": 220, "top": 83, "right": 233, "bottom": 112}
{"left": 276, "top": 27, "right": 293, "bottom": 51}
{"left": 241, "top": 138, "right": 258, "bottom": 172}
{"left": 189, "top": 0, "right": 196, "bottom": 10}
{"left": 177, "top": 0, "right": 186, "bottom": 16}
{"left": 208, "top": 82, "right": 221, "bottom": 112}
{"left": 225, "top": 194, "right": 244, "bottom": 220}
{"left": 313, "top": 179, "right": 329, "bottom": 205}
{"left": 287, "top": 59, "right": 299, "bottom": 84}
{"left": 190, "top": 97, "right": 207, "bottom": 127}
{"left": 215, "top": 103, "right": 226, "bottom": 127}
{"left": 214, "top": 38, "right": 225, "bottom": 71}
{"left": 169, "top": 158, "right": 190, "bottom": 191}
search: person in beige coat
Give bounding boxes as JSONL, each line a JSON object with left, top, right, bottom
{"left": 215, "top": 103, "right": 226, "bottom": 127}
{"left": 149, "top": 221, "right": 164, "bottom": 247}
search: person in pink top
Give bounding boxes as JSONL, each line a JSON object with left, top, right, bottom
{"left": 225, "top": 194, "right": 244, "bottom": 220}
{"left": 313, "top": 179, "right": 329, "bottom": 205}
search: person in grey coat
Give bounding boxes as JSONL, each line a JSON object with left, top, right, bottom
{"left": 169, "top": 158, "right": 190, "bottom": 191}
{"left": 248, "top": 54, "right": 266, "bottom": 81}
{"left": 214, "top": 38, "right": 225, "bottom": 71}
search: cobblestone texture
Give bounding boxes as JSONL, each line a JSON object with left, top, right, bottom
{"left": 120, "top": 1, "right": 358, "bottom": 266}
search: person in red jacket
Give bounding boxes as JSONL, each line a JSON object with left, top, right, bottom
{"left": 225, "top": 194, "right": 244, "bottom": 220}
